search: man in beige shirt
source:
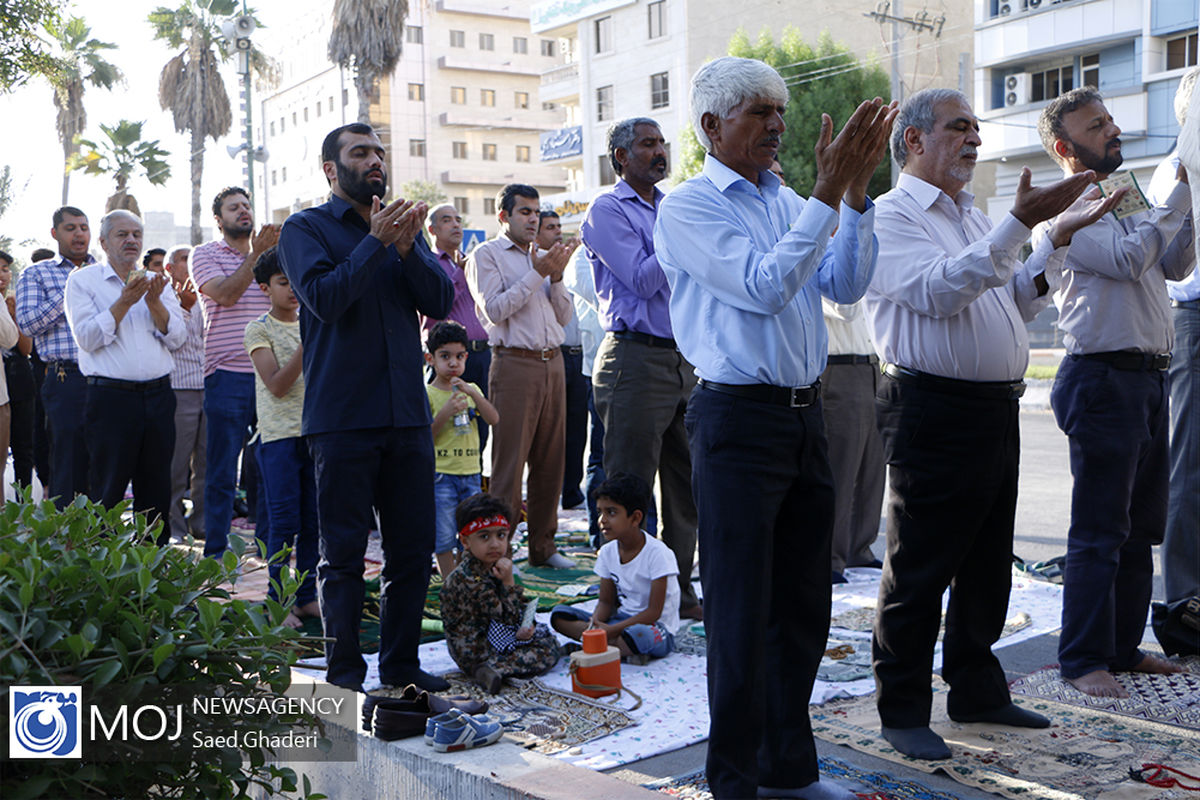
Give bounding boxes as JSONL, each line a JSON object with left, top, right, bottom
{"left": 467, "top": 184, "right": 578, "bottom": 567}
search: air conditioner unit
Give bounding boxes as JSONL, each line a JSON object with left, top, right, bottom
{"left": 998, "top": 2, "right": 1013, "bottom": 15}
{"left": 1005, "top": 73, "right": 1028, "bottom": 107}
{"left": 998, "top": 1, "right": 1025, "bottom": 16}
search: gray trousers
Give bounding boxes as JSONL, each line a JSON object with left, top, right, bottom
{"left": 592, "top": 333, "right": 699, "bottom": 609}
{"left": 170, "top": 388, "right": 206, "bottom": 539}
{"left": 821, "top": 360, "right": 885, "bottom": 573}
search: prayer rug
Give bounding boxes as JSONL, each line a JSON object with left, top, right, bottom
{"left": 1009, "top": 656, "right": 1200, "bottom": 731}
{"left": 641, "top": 756, "right": 963, "bottom": 800}
{"left": 830, "top": 608, "right": 1033, "bottom": 640}
{"left": 430, "top": 673, "right": 638, "bottom": 754}
{"left": 811, "top": 676, "right": 1200, "bottom": 800}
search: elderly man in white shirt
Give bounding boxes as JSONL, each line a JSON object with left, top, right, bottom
{"left": 65, "top": 209, "right": 185, "bottom": 542}
{"left": 863, "top": 88, "right": 1120, "bottom": 760}
{"left": 1033, "top": 87, "right": 1193, "bottom": 699}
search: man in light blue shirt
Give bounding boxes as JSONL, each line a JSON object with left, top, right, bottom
{"left": 654, "top": 56, "right": 896, "bottom": 800}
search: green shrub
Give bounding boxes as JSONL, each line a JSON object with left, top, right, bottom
{"left": 0, "top": 493, "right": 327, "bottom": 799}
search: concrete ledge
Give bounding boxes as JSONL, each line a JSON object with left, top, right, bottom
{"left": 255, "top": 674, "right": 659, "bottom": 800}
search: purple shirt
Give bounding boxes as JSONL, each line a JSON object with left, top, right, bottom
{"left": 581, "top": 180, "right": 673, "bottom": 339}
{"left": 422, "top": 247, "right": 488, "bottom": 340}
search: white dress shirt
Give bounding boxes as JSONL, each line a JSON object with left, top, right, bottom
{"left": 822, "top": 299, "right": 874, "bottom": 356}
{"left": 1148, "top": 151, "right": 1200, "bottom": 303}
{"left": 65, "top": 262, "right": 186, "bottom": 381}
{"left": 864, "top": 173, "right": 1065, "bottom": 382}
{"left": 1032, "top": 180, "right": 1194, "bottom": 355}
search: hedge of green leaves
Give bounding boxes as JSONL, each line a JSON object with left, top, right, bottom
{"left": 0, "top": 493, "right": 327, "bottom": 799}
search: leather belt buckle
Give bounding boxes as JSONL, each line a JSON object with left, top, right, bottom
{"left": 1152, "top": 353, "right": 1171, "bottom": 371}
{"left": 540, "top": 347, "right": 554, "bottom": 361}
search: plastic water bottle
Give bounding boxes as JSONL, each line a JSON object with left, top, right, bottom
{"left": 452, "top": 387, "right": 470, "bottom": 435}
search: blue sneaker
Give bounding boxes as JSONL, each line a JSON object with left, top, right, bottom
{"left": 424, "top": 708, "right": 463, "bottom": 745}
{"left": 431, "top": 712, "right": 503, "bottom": 752}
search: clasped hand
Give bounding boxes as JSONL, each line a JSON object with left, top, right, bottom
{"left": 811, "top": 97, "right": 900, "bottom": 211}
{"left": 369, "top": 196, "right": 428, "bottom": 256}
{"left": 530, "top": 239, "right": 579, "bottom": 281}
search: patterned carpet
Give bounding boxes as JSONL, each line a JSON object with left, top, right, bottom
{"left": 1009, "top": 655, "right": 1200, "bottom": 730}
{"left": 642, "top": 756, "right": 963, "bottom": 800}
{"left": 810, "top": 675, "right": 1200, "bottom": 800}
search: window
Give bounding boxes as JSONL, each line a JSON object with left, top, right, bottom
{"left": 1030, "top": 64, "right": 1071, "bottom": 102}
{"left": 1168, "top": 32, "right": 1199, "bottom": 70}
{"left": 1081, "top": 53, "right": 1099, "bottom": 88}
{"left": 542, "top": 101, "right": 556, "bottom": 111}
{"left": 406, "top": 25, "right": 422, "bottom": 44}
{"left": 514, "top": 91, "right": 529, "bottom": 109}
{"left": 598, "top": 154, "right": 616, "bottom": 185}
{"left": 451, "top": 86, "right": 466, "bottom": 104}
{"left": 408, "top": 82, "right": 424, "bottom": 101}
{"left": 480, "top": 88, "right": 496, "bottom": 107}
{"left": 271, "top": 170, "right": 277, "bottom": 186}
{"left": 409, "top": 139, "right": 426, "bottom": 157}
{"left": 303, "top": 106, "right": 309, "bottom": 122}
{"left": 651, "top": 71, "right": 669, "bottom": 109}
{"left": 540, "top": 39, "right": 556, "bottom": 57}
{"left": 269, "top": 121, "right": 275, "bottom": 136}
{"left": 482, "top": 143, "right": 497, "bottom": 161}
{"left": 479, "top": 33, "right": 494, "bottom": 51}
{"left": 342, "top": 88, "right": 349, "bottom": 105}
{"left": 454, "top": 196, "right": 469, "bottom": 214}
{"left": 316, "top": 101, "right": 321, "bottom": 117}
{"left": 281, "top": 166, "right": 288, "bottom": 182}
{"left": 483, "top": 197, "right": 496, "bottom": 215}
{"left": 594, "top": 16, "right": 613, "bottom": 53}
{"left": 450, "top": 29, "right": 465, "bottom": 48}
{"left": 292, "top": 111, "right": 297, "bottom": 125}
{"left": 452, "top": 141, "right": 468, "bottom": 159}
{"left": 648, "top": 1, "right": 665, "bottom": 39}
{"left": 513, "top": 36, "right": 528, "bottom": 54}
{"left": 516, "top": 145, "right": 531, "bottom": 162}
{"left": 279, "top": 116, "right": 285, "bottom": 133}
{"left": 596, "top": 84, "right": 613, "bottom": 122}
{"left": 328, "top": 96, "right": 334, "bottom": 112}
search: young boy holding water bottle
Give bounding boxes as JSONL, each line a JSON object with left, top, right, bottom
{"left": 426, "top": 321, "right": 499, "bottom": 577}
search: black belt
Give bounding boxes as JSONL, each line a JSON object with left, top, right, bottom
{"left": 1172, "top": 298, "right": 1200, "bottom": 309}
{"left": 467, "top": 339, "right": 490, "bottom": 353}
{"left": 45, "top": 359, "right": 79, "bottom": 370}
{"left": 86, "top": 375, "right": 171, "bottom": 392}
{"left": 698, "top": 379, "right": 821, "bottom": 408}
{"left": 613, "top": 330, "right": 677, "bottom": 349}
{"left": 561, "top": 345, "right": 583, "bottom": 355}
{"left": 1076, "top": 351, "right": 1171, "bottom": 371}
{"left": 883, "top": 363, "right": 1025, "bottom": 400}
{"left": 827, "top": 354, "right": 879, "bottom": 366}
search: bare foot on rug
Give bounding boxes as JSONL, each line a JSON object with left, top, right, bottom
{"left": 1131, "top": 653, "right": 1184, "bottom": 674}
{"left": 294, "top": 600, "right": 321, "bottom": 619}
{"left": 1066, "top": 669, "right": 1128, "bottom": 698}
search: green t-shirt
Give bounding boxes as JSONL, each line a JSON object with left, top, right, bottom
{"left": 426, "top": 382, "right": 482, "bottom": 475}
{"left": 244, "top": 313, "right": 304, "bottom": 443}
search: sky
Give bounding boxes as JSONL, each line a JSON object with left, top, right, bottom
{"left": 0, "top": 0, "right": 304, "bottom": 261}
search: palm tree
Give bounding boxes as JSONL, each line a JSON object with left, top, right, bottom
{"left": 148, "top": 0, "right": 267, "bottom": 245}
{"left": 328, "top": 0, "right": 408, "bottom": 124}
{"left": 67, "top": 120, "right": 171, "bottom": 218}
{"left": 46, "top": 15, "right": 122, "bottom": 206}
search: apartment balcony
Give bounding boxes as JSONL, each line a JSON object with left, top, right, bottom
{"left": 437, "top": 54, "right": 541, "bottom": 76}
{"left": 440, "top": 164, "right": 568, "bottom": 189}
{"left": 539, "top": 62, "right": 580, "bottom": 104}
{"left": 434, "top": 0, "right": 527, "bottom": 19}
{"left": 976, "top": 0, "right": 1141, "bottom": 66}
{"left": 438, "top": 109, "right": 562, "bottom": 132}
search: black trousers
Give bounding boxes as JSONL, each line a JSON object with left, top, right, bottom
{"left": 85, "top": 378, "right": 176, "bottom": 543}
{"left": 872, "top": 374, "right": 1018, "bottom": 728}
{"left": 30, "top": 350, "right": 50, "bottom": 489}
{"left": 42, "top": 361, "right": 89, "bottom": 508}
{"left": 308, "top": 426, "right": 436, "bottom": 690}
{"left": 561, "top": 346, "right": 589, "bottom": 506}
{"left": 686, "top": 386, "right": 833, "bottom": 798}
{"left": 4, "top": 353, "right": 36, "bottom": 488}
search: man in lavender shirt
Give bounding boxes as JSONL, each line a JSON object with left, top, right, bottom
{"left": 581, "top": 117, "right": 702, "bottom": 620}
{"left": 424, "top": 204, "right": 492, "bottom": 454}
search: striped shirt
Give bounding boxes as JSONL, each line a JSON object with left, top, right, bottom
{"left": 15, "top": 253, "right": 96, "bottom": 362}
{"left": 190, "top": 239, "right": 269, "bottom": 376}
{"left": 170, "top": 300, "right": 206, "bottom": 390}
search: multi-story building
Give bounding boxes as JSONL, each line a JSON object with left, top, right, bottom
{"left": 531, "top": 0, "right": 976, "bottom": 230}
{"left": 974, "top": 0, "right": 1198, "bottom": 219}
{"left": 256, "top": 0, "right": 567, "bottom": 238}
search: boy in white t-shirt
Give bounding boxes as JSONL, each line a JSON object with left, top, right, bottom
{"left": 551, "top": 473, "right": 680, "bottom": 662}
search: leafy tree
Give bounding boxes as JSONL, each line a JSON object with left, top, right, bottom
{"left": 676, "top": 28, "right": 891, "bottom": 199}
{"left": 0, "top": 0, "right": 65, "bottom": 92}
{"left": 46, "top": 15, "right": 122, "bottom": 206}
{"left": 398, "top": 179, "right": 447, "bottom": 207}
{"left": 328, "top": 0, "right": 408, "bottom": 124}
{"left": 68, "top": 120, "right": 172, "bottom": 218}
{"left": 148, "top": 0, "right": 269, "bottom": 245}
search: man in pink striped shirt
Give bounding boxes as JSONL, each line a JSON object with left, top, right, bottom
{"left": 190, "top": 186, "right": 278, "bottom": 557}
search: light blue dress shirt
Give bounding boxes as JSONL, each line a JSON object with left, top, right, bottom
{"left": 653, "top": 154, "right": 877, "bottom": 387}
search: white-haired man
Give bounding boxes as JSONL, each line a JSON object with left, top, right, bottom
{"left": 655, "top": 56, "right": 896, "bottom": 800}
{"left": 1033, "top": 88, "right": 1191, "bottom": 697}
{"left": 65, "top": 210, "right": 185, "bottom": 539}
{"left": 863, "top": 88, "right": 1121, "bottom": 760}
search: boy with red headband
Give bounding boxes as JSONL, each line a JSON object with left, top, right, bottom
{"left": 440, "top": 493, "right": 560, "bottom": 692}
